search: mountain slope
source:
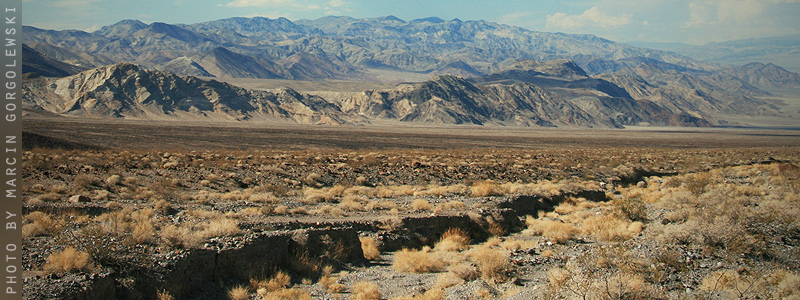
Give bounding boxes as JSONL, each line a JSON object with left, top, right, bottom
{"left": 22, "top": 63, "right": 353, "bottom": 125}
{"left": 21, "top": 44, "right": 87, "bottom": 77}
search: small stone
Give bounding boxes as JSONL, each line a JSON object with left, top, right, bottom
{"left": 68, "top": 195, "right": 91, "bottom": 203}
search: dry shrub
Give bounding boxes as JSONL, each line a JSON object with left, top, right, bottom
{"left": 614, "top": 195, "right": 648, "bottom": 222}
{"left": 524, "top": 216, "right": 578, "bottom": 244}
{"left": 351, "top": 281, "right": 381, "bottom": 300}
{"left": 699, "top": 270, "right": 771, "bottom": 299}
{"left": 393, "top": 247, "right": 443, "bottom": 273}
{"left": 468, "top": 246, "right": 511, "bottom": 282}
{"left": 157, "top": 290, "right": 174, "bottom": 300}
{"left": 160, "top": 224, "right": 202, "bottom": 249}
{"left": 410, "top": 199, "right": 432, "bottom": 211}
{"left": 238, "top": 206, "right": 267, "bottom": 216}
{"left": 43, "top": 247, "right": 91, "bottom": 274}
{"left": 365, "top": 200, "right": 398, "bottom": 211}
{"left": 434, "top": 200, "right": 466, "bottom": 213}
{"left": 256, "top": 271, "right": 291, "bottom": 293}
{"left": 360, "top": 237, "right": 381, "bottom": 261}
{"left": 415, "top": 184, "right": 469, "bottom": 197}
{"left": 227, "top": 285, "right": 249, "bottom": 300}
{"left": 273, "top": 205, "right": 289, "bottom": 215}
{"left": 377, "top": 185, "right": 417, "bottom": 198}
{"left": 249, "top": 192, "right": 277, "bottom": 203}
{"left": 303, "top": 188, "right": 332, "bottom": 204}
{"left": 340, "top": 195, "right": 367, "bottom": 211}
{"left": 581, "top": 214, "right": 642, "bottom": 242}
{"left": 289, "top": 207, "right": 308, "bottom": 215}
{"left": 319, "top": 275, "right": 346, "bottom": 294}
{"left": 22, "top": 211, "right": 61, "bottom": 238}
{"left": 314, "top": 205, "right": 346, "bottom": 217}
{"left": 434, "top": 228, "right": 471, "bottom": 252}
{"left": 202, "top": 217, "right": 242, "bottom": 238}
{"left": 94, "top": 208, "right": 156, "bottom": 245}
{"left": 470, "top": 181, "right": 506, "bottom": 197}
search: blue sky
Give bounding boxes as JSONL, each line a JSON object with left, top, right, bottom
{"left": 23, "top": 0, "right": 800, "bottom": 45}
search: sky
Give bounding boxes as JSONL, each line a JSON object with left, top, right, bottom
{"left": 22, "top": 0, "right": 800, "bottom": 45}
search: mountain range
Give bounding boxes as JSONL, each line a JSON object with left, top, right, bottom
{"left": 20, "top": 16, "right": 800, "bottom": 128}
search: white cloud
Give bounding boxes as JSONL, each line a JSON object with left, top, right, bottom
{"left": 685, "top": 0, "right": 778, "bottom": 27}
{"left": 546, "top": 7, "right": 632, "bottom": 30}
{"left": 326, "top": 0, "right": 347, "bottom": 7}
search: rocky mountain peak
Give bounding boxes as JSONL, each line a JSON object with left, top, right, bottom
{"left": 508, "top": 59, "right": 588, "bottom": 79}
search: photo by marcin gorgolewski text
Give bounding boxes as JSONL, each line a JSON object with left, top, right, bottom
{"left": 1, "top": 0, "right": 22, "bottom": 299}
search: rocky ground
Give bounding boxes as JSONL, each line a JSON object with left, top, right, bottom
{"left": 19, "top": 137, "right": 800, "bottom": 299}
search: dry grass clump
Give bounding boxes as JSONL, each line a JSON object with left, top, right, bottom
{"left": 313, "top": 205, "right": 346, "bottom": 217}
{"left": 414, "top": 184, "right": 469, "bottom": 197}
{"left": 319, "top": 274, "right": 346, "bottom": 294}
{"left": 581, "top": 214, "right": 643, "bottom": 242}
{"left": 22, "top": 211, "right": 61, "bottom": 238}
{"left": 351, "top": 281, "right": 381, "bottom": 300}
{"left": 434, "top": 228, "right": 471, "bottom": 252}
{"left": 156, "top": 290, "right": 174, "bottom": 300}
{"left": 43, "top": 247, "right": 91, "bottom": 274}
{"left": 467, "top": 245, "right": 511, "bottom": 282}
{"left": 470, "top": 180, "right": 506, "bottom": 197}
{"left": 433, "top": 200, "right": 466, "bottom": 213}
{"left": 340, "top": 195, "right": 368, "bottom": 211}
{"left": 252, "top": 270, "right": 292, "bottom": 293}
{"left": 160, "top": 216, "right": 241, "bottom": 249}
{"left": 524, "top": 216, "right": 579, "bottom": 244}
{"left": 227, "top": 285, "right": 249, "bottom": 300}
{"left": 365, "top": 200, "right": 398, "bottom": 211}
{"left": 360, "top": 236, "right": 381, "bottom": 261}
{"left": 393, "top": 247, "right": 443, "bottom": 273}
{"left": 202, "top": 217, "right": 242, "bottom": 237}
{"left": 91, "top": 208, "right": 157, "bottom": 245}
{"left": 410, "top": 199, "right": 432, "bottom": 211}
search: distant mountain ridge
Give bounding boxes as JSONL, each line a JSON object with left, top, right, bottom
{"left": 23, "top": 16, "right": 718, "bottom": 79}
{"left": 23, "top": 61, "right": 732, "bottom": 128}
{"left": 19, "top": 16, "right": 800, "bottom": 128}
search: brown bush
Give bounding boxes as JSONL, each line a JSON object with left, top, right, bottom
{"left": 22, "top": 211, "right": 61, "bottom": 238}
{"left": 351, "top": 281, "right": 381, "bottom": 300}
{"left": 227, "top": 285, "right": 249, "bottom": 300}
{"left": 43, "top": 247, "right": 91, "bottom": 274}
{"left": 393, "top": 247, "right": 442, "bottom": 273}
{"left": 434, "top": 228, "right": 471, "bottom": 252}
{"left": 360, "top": 237, "right": 381, "bottom": 261}
{"left": 468, "top": 246, "right": 511, "bottom": 282}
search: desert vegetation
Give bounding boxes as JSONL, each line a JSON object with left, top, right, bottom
{"left": 20, "top": 145, "right": 800, "bottom": 299}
